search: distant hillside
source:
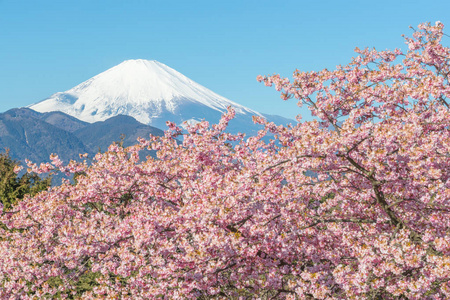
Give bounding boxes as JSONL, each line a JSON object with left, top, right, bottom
{"left": 41, "top": 111, "right": 89, "bottom": 132}
{"left": 0, "top": 108, "right": 164, "bottom": 165}
{"left": 0, "top": 108, "right": 89, "bottom": 163}
{"left": 74, "top": 114, "right": 163, "bottom": 153}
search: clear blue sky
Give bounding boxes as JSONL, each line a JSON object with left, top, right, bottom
{"left": 1, "top": 0, "right": 450, "bottom": 121}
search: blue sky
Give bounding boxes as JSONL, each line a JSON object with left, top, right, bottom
{"left": 1, "top": 0, "right": 450, "bottom": 121}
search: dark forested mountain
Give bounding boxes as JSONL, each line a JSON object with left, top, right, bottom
{"left": 0, "top": 108, "right": 89, "bottom": 163}
{"left": 40, "top": 111, "right": 89, "bottom": 133}
{"left": 0, "top": 108, "right": 164, "bottom": 165}
{"left": 74, "top": 114, "right": 163, "bottom": 153}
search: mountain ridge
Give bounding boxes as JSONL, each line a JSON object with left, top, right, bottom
{"left": 0, "top": 108, "right": 163, "bottom": 164}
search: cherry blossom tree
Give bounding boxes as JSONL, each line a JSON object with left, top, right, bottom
{"left": 1, "top": 22, "right": 449, "bottom": 299}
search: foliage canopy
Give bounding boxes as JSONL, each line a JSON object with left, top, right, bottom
{"left": 1, "top": 22, "right": 450, "bottom": 299}
{"left": 0, "top": 150, "right": 50, "bottom": 211}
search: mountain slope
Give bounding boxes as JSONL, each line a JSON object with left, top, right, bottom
{"left": 0, "top": 108, "right": 89, "bottom": 163}
{"left": 30, "top": 59, "right": 294, "bottom": 134}
{"left": 41, "top": 111, "right": 89, "bottom": 133}
{"left": 0, "top": 108, "right": 163, "bottom": 164}
{"left": 74, "top": 114, "right": 164, "bottom": 154}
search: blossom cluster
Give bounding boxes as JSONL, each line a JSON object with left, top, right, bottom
{"left": 0, "top": 22, "right": 449, "bottom": 299}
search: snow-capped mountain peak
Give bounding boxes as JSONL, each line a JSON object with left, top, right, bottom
{"left": 29, "top": 59, "right": 292, "bottom": 134}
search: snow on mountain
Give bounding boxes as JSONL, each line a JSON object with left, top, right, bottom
{"left": 29, "top": 59, "right": 293, "bottom": 133}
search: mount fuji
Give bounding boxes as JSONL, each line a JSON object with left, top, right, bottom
{"left": 29, "top": 59, "right": 294, "bottom": 134}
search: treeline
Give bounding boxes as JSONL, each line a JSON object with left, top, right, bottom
{"left": 0, "top": 150, "right": 51, "bottom": 211}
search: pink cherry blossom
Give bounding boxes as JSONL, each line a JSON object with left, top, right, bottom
{"left": 0, "top": 22, "right": 449, "bottom": 299}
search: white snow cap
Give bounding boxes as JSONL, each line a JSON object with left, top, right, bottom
{"left": 30, "top": 59, "right": 261, "bottom": 125}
